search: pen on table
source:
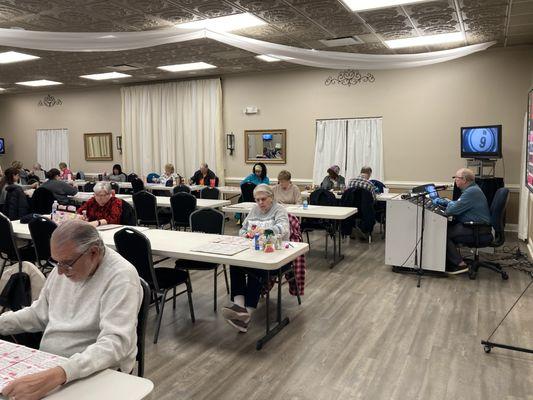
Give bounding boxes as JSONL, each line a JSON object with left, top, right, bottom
{"left": 288, "top": 243, "right": 295, "bottom": 248}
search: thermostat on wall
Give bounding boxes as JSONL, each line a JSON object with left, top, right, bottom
{"left": 243, "top": 106, "right": 258, "bottom": 115}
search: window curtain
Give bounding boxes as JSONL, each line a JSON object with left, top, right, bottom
{"left": 313, "top": 120, "right": 347, "bottom": 184}
{"left": 121, "top": 78, "right": 223, "bottom": 182}
{"left": 346, "top": 118, "right": 383, "bottom": 181}
{"left": 36, "top": 128, "right": 69, "bottom": 171}
{"left": 313, "top": 118, "right": 383, "bottom": 184}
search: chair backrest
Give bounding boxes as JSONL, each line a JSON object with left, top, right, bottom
{"left": 83, "top": 182, "right": 96, "bottom": 192}
{"left": 76, "top": 171, "right": 85, "bottom": 180}
{"left": 28, "top": 216, "right": 57, "bottom": 262}
{"left": 170, "top": 193, "right": 197, "bottom": 227}
{"left": 310, "top": 188, "right": 337, "bottom": 206}
{"left": 131, "top": 178, "right": 145, "bottom": 194}
{"left": 369, "top": 179, "right": 386, "bottom": 194}
{"left": 110, "top": 182, "right": 119, "bottom": 193}
{"left": 200, "top": 187, "right": 220, "bottom": 199}
{"left": 165, "top": 178, "right": 174, "bottom": 187}
{"left": 0, "top": 212, "right": 21, "bottom": 269}
{"left": 190, "top": 208, "right": 224, "bottom": 234}
{"left": 240, "top": 182, "right": 256, "bottom": 202}
{"left": 173, "top": 185, "right": 191, "bottom": 194}
{"left": 146, "top": 173, "right": 160, "bottom": 183}
{"left": 136, "top": 277, "right": 150, "bottom": 377}
{"left": 120, "top": 199, "right": 137, "bottom": 226}
{"left": 31, "top": 187, "right": 56, "bottom": 214}
{"left": 490, "top": 187, "right": 509, "bottom": 245}
{"left": 113, "top": 228, "right": 158, "bottom": 290}
{"left": 132, "top": 191, "right": 158, "bottom": 225}
{"left": 127, "top": 173, "right": 138, "bottom": 183}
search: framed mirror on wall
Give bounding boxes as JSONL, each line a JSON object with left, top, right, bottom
{"left": 84, "top": 132, "right": 113, "bottom": 161}
{"left": 244, "top": 129, "right": 286, "bottom": 164}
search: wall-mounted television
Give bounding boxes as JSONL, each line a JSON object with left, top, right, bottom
{"left": 0, "top": 138, "right": 4, "bottom": 154}
{"left": 460, "top": 125, "right": 502, "bottom": 159}
{"left": 262, "top": 134, "right": 273, "bottom": 140}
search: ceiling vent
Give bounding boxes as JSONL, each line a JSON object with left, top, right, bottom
{"left": 319, "top": 36, "right": 363, "bottom": 47}
{"left": 106, "top": 63, "right": 143, "bottom": 71}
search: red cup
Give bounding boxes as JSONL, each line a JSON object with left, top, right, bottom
{"left": 209, "top": 178, "right": 215, "bottom": 188}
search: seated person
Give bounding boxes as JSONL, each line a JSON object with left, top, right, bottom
{"left": 77, "top": 182, "right": 123, "bottom": 227}
{"left": 242, "top": 162, "right": 270, "bottom": 185}
{"left": 41, "top": 168, "right": 78, "bottom": 204}
{"left": 320, "top": 165, "right": 345, "bottom": 190}
{"left": 433, "top": 168, "right": 491, "bottom": 273}
{"left": 0, "top": 167, "right": 31, "bottom": 219}
{"left": 29, "top": 163, "right": 47, "bottom": 182}
{"left": 272, "top": 170, "right": 301, "bottom": 205}
{"left": 346, "top": 166, "right": 377, "bottom": 201}
{"left": 158, "top": 163, "right": 181, "bottom": 185}
{"left": 222, "top": 184, "right": 289, "bottom": 332}
{"left": 107, "top": 164, "right": 126, "bottom": 182}
{"left": 58, "top": 162, "right": 73, "bottom": 181}
{"left": 11, "top": 160, "right": 29, "bottom": 185}
{"left": 190, "top": 162, "right": 217, "bottom": 186}
{"left": 0, "top": 220, "right": 142, "bottom": 400}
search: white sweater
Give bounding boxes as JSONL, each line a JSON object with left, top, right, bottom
{"left": 0, "top": 247, "right": 142, "bottom": 383}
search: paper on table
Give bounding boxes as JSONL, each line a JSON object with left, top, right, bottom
{"left": 211, "top": 236, "right": 249, "bottom": 246}
{"left": 191, "top": 243, "right": 248, "bottom": 256}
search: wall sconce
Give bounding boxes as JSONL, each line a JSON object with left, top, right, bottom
{"left": 226, "top": 132, "right": 235, "bottom": 155}
{"left": 116, "top": 136, "right": 122, "bottom": 154}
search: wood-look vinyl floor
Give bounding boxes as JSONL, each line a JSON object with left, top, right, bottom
{"left": 143, "top": 226, "right": 533, "bottom": 400}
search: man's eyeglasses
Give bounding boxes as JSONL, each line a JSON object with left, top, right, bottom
{"left": 453, "top": 176, "right": 465, "bottom": 180}
{"left": 49, "top": 250, "right": 86, "bottom": 272}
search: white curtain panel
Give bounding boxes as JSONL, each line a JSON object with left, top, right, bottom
{"left": 121, "top": 79, "right": 223, "bottom": 181}
{"left": 313, "top": 120, "right": 348, "bottom": 184}
{"left": 0, "top": 27, "right": 495, "bottom": 70}
{"left": 36, "top": 128, "right": 69, "bottom": 171}
{"left": 518, "top": 112, "right": 529, "bottom": 240}
{"left": 346, "top": 118, "right": 383, "bottom": 181}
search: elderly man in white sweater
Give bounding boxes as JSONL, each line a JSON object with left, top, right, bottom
{"left": 0, "top": 220, "right": 142, "bottom": 400}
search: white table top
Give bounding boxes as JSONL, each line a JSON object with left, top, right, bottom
{"left": 300, "top": 190, "right": 397, "bottom": 202}
{"left": 222, "top": 202, "right": 357, "bottom": 220}
{"left": 70, "top": 194, "right": 230, "bottom": 209}
{"left": 10, "top": 222, "right": 308, "bottom": 271}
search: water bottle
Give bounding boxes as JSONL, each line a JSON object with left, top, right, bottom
{"left": 51, "top": 200, "right": 58, "bottom": 220}
{"left": 254, "top": 233, "right": 260, "bottom": 251}
{"left": 303, "top": 199, "right": 308, "bottom": 210}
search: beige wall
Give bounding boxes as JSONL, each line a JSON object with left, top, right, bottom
{"left": 0, "top": 86, "right": 122, "bottom": 173}
{"left": 222, "top": 46, "right": 533, "bottom": 185}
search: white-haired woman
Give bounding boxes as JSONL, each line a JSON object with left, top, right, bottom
{"left": 77, "top": 182, "right": 122, "bottom": 227}
{"left": 222, "top": 184, "right": 289, "bottom": 333}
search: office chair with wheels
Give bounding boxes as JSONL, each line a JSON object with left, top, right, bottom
{"left": 455, "top": 187, "right": 510, "bottom": 280}
{"left": 28, "top": 216, "right": 57, "bottom": 274}
{"left": 114, "top": 228, "right": 195, "bottom": 344}
{"left": 170, "top": 192, "right": 196, "bottom": 231}
{"left": 175, "top": 208, "right": 229, "bottom": 311}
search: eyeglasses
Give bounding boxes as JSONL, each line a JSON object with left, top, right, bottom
{"left": 453, "top": 176, "right": 465, "bottom": 180}
{"left": 49, "top": 250, "right": 87, "bottom": 272}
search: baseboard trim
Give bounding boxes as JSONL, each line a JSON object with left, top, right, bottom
{"left": 505, "top": 224, "right": 518, "bottom": 233}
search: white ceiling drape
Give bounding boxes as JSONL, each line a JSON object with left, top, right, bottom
{"left": 0, "top": 27, "right": 495, "bottom": 70}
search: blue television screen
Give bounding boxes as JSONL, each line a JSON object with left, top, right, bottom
{"left": 461, "top": 125, "right": 502, "bottom": 158}
{"left": 0, "top": 138, "right": 4, "bottom": 154}
{"left": 262, "top": 134, "right": 272, "bottom": 140}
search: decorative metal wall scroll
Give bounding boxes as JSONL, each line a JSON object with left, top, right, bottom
{"left": 38, "top": 94, "right": 63, "bottom": 107}
{"left": 325, "top": 70, "right": 375, "bottom": 86}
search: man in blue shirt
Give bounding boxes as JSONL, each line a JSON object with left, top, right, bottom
{"left": 434, "top": 168, "right": 491, "bottom": 273}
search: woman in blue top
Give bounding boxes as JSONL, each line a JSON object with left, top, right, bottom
{"left": 242, "top": 163, "right": 269, "bottom": 185}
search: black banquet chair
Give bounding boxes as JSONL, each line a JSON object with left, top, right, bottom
{"left": 132, "top": 191, "right": 171, "bottom": 229}
{"left": 173, "top": 185, "right": 191, "bottom": 195}
{"left": 136, "top": 278, "right": 150, "bottom": 377}
{"left": 170, "top": 192, "right": 196, "bottom": 231}
{"left": 28, "top": 216, "right": 57, "bottom": 274}
{"left": 83, "top": 182, "right": 96, "bottom": 192}
{"left": 119, "top": 199, "right": 137, "bottom": 226}
{"left": 0, "top": 212, "right": 35, "bottom": 279}
{"left": 240, "top": 182, "right": 256, "bottom": 203}
{"left": 200, "top": 187, "right": 220, "bottom": 200}
{"left": 114, "top": 227, "right": 195, "bottom": 343}
{"left": 31, "top": 187, "right": 56, "bottom": 214}
{"left": 131, "top": 178, "right": 145, "bottom": 194}
{"left": 175, "top": 208, "right": 229, "bottom": 312}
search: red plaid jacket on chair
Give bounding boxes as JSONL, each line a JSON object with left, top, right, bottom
{"left": 263, "top": 213, "right": 307, "bottom": 296}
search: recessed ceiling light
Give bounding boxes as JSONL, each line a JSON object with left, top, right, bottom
{"left": 16, "top": 80, "right": 63, "bottom": 87}
{"left": 176, "top": 13, "right": 266, "bottom": 32}
{"left": 80, "top": 72, "right": 131, "bottom": 80}
{"left": 255, "top": 55, "right": 281, "bottom": 62}
{"left": 0, "top": 51, "right": 39, "bottom": 64}
{"left": 157, "top": 62, "right": 217, "bottom": 72}
{"left": 341, "top": 0, "right": 429, "bottom": 12}
{"left": 384, "top": 32, "right": 465, "bottom": 49}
